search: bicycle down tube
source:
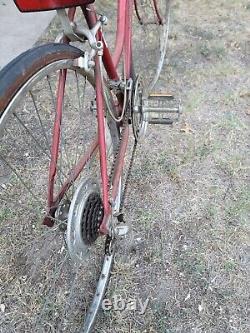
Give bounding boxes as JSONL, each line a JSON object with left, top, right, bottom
{"left": 45, "top": 1, "right": 133, "bottom": 234}
{"left": 84, "top": 0, "right": 133, "bottom": 234}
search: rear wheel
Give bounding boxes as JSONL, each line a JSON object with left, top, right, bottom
{"left": 132, "top": 0, "right": 171, "bottom": 95}
{"left": 0, "top": 44, "right": 118, "bottom": 332}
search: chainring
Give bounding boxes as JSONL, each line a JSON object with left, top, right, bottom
{"left": 131, "top": 75, "right": 148, "bottom": 141}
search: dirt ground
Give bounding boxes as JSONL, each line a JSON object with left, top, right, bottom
{"left": 94, "top": 1, "right": 250, "bottom": 332}
{"left": 1, "top": 0, "right": 249, "bottom": 333}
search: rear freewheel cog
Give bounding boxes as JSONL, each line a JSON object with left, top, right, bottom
{"left": 66, "top": 116, "right": 122, "bottom": 263}
{"left": 67, "top": 178, "right": 104, "bottom": 263}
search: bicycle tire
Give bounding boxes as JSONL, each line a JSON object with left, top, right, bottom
{"left": 0, "top": 43, "right": 119, "bottom": 333}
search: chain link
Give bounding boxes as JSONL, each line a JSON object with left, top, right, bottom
{"left": 119, "top": 139, "right": 137, "bottom": 212}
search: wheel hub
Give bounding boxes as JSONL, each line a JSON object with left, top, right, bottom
{"left": 66, "top": 178, "right": 103, "bottom": 262}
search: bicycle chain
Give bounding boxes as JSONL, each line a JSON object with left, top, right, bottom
{"left": 105, "top": 82, "right": 138, "bottom": 254}
{"left": 119, "top": 139, "right": 137, "bottom": 212}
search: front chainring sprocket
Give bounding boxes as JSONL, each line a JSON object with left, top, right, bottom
{"left": 132, "top": 75, "right": 148, "bottom": 141}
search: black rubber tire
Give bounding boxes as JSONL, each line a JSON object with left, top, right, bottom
{"left": 0, "top": 43, "right": 83, "bottom": 113}
{"left": 0, "top": 42, "right": 120, "bottom": 332}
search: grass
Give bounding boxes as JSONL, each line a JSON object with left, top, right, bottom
{"left": 1, "top": 0, "right": 250, "bottom": 332}
{"left": 199, "top": 42, "right": 226, "bottom": 59}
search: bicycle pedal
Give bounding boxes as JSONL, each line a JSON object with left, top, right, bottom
{"left": 143, "top": 93, "right": 182, "bottom": 125}
{"left": 114, "top": 225, "right": 129, "bottom": 237}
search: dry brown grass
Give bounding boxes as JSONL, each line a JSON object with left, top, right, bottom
{"left": 1, "top": 0, "right": 250, "bottom": 332}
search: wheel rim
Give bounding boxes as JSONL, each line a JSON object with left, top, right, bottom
{"left": 133, "top": 0, "right": 171, "bottom": 95}
{"left": 0, "top": 59, "right": 118, "bottom": 331}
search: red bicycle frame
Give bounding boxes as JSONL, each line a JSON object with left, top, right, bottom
{"left": 45, "top": 1, "right": 133, "bottom": 234}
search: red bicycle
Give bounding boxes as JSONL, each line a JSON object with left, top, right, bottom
{"left": 0, "top": 1, "right": 179, "bottom": 332}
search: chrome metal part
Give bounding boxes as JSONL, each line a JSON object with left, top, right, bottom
{"left": 99, "top": 57, "right": 132, "bottom": 123}
{"left": 148, "top": 3, "right": 171, "bottom": 92}
{"left": 66, "top": 178, "right": 101, "bottom": 263}
{"left": 114, "top": 225, "right": 129, "bottom": 237}
{"left": 55, "top": 199, "right": 71, "bottom": 230}
{"left": 143, "top": 93, "right": 181, "bottom": 125}
{"left": 73, "top": 53, "right": 95, "bottom": 72}
{"left": 80, "top": 253, "right": 114, "bottom": 333}
{"left": 111, "top": 177, "right": 122, "bottom": 216}
{"left": 57, "top": 9, "right": 85, "bottom": 42}
{"left": 56, "top": 9, "right": 106, "bottom": 52}
{"left": 108, "top": 79, "right": 126, "bottom": 91}
{"left": 133, "top": 0, "right": 172, "bottom": 95}
{"left": 132, "top": 75, "right": 148, "bottom": 141}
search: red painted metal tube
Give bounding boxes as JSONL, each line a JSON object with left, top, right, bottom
{"left": 124, "top": 0, "right": 133, "bottom": 78}
{"left": 111, "top": 124, "right": 129, "bottom": 200}
{"left": 68, "top": 7, "right": 76, "bottom": 21}
{"left": 100, "top": 124, "right": 129, "bottom": 234}
{"left": 52, "top": 138, "right": 98, "bottom": 207}
{"left": 113, "top": 0, "right": 127, "bottom": 68}
{"left": 81, "top": 5, "right": 119, "bottom": 80}
{"left": 102, "top": 41, "right": 119, "bottom": 80}
{"left": 47, "top": 69, "right": 66, "bottom": 211}
{"left": 94, "top": 56, "right": 110, "bottom": 216}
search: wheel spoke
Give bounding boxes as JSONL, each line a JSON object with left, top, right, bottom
{"left": 0, "top": 47, "right": 118, "bottom": 332}
{"left": 30, "top": 91, "right": 50, "bottom": 150}
{"left": 13, "top": 113, "right": 50, "bottom": 158}
{"left": 0, "top": 154, "right": 44, "bottom": 206}
{"left": 46, "top": 75, "right": 56, "bottom": 110}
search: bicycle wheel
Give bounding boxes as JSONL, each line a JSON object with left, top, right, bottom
{"left": 0, "top": 43, "right": 119, "bottom": 332}
{"left": 132, "top": 0, "right": 171, "bottom": 94}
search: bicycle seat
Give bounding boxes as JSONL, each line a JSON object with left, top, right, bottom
{"left": 14, "top": 0, "right": 95, "bottom": 12}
